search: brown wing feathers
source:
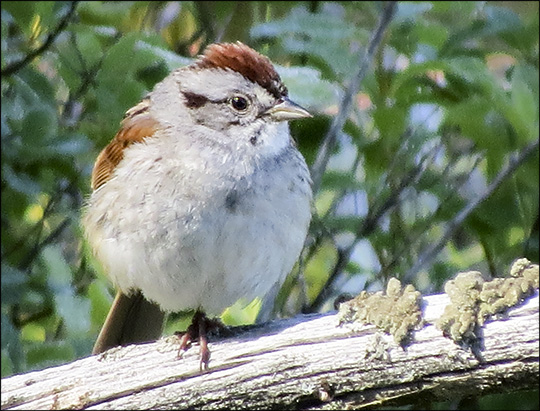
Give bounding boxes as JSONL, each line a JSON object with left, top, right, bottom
{"left": 91, "top": 100, "right": 158, "bottom": 190}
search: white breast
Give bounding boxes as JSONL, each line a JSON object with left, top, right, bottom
{"left": 82, "top": 133, "right": 312, "bottom": 315}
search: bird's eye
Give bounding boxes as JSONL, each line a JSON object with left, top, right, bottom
{"left": 230, "top": 96, "right": 249, "bottom": 112}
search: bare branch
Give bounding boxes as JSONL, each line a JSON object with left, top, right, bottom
{"left": 310, "top": 1, "right": 397, "bottom": 193}
{"left": 19, "top": 217, "right": 71, "bottom": 271}
{"left": 404, "top": 138, "right": 540, "bottom": 282}
{"left": 1, "top": 1, "right": 79, "bottom": 77}
{"left": 307, "top": 141, "right": 440, "bottom": 312}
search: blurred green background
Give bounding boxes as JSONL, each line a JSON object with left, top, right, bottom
{"left": 1, "top": 1, "right": 538, "bottom": 408}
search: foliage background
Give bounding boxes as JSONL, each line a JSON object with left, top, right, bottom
{"left": 1, "top": 1, "right": 538, "bottom": 409}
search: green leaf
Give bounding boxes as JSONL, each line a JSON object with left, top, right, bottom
{"left": 394, "top": 2, "right": 433, "bottom": 22}
{"left": 372, "top": 104, "right": 407, "bottom": 140}
{"left": 322, "top": 171, "right": 363, "bottom": 191}
{"left": 304, "top": 241, "right": 338, "bottom": 303}
{"left": 87, "top": 280, "right": 113, "bottom": 332}
{"left": 444, "top": 97, "right": 489, "bottom": 140}
{"left": 251, "top": 4, "right": 361, "bottom": 77}
{"left": 42, "top": 245, "right": 91, "bottom": 336}
{"left": 17, "top": 67, "right": 56, "bottom": 103}
{"left": 78, "top": 1, "right": 134, "bottom": 29}
{"left": 483, "top": 5, "right": 523, "bottom": 36}
{"left": 51, "top": 134, "right": 93, "bottom": 157}
{"left": 414, "top": 22, "right": 449, "bottom": 49}
{"left": 135, "top": 39, "right": 191, "bottom": 71}
{"left": 509, "top": 66, "right": 538, "bottom": 141}
{"left": 55, "top": 294, "right": 91, "bottom": 336}
{"left": 25, "top": 341, "right": 76, "bottom": 371}
{"left": 251, "top": 5, "right": 355, "bottom": 42}
{"left": 0, "top": 313, "right": 24, "bottom": 376}
{"left": 1, "top": 349, "right": 14, "bottom": 378}
{"left": 325, "top": 216, "right": 364, "bottom": 233}
{"left": 221, "top": 298, "right": 261, "bottom": 326}
{"left": 0, "top": 263, "right": 27, "bottom": 305}
{"left": 33, "top": 2, "right": 63, "bottom": 32}
{"left": 70, "top": 24, "right": 105, "bottom": 68}
{"left": 100, "top": 33, "right": 161, "bottom": 78}
{"left": 42, "top": 245, "right": 73, "bottom": 293}
{"left": 1, "top": 164, "right": 42, "bottom": 197}
{"left": 276, "top": 65, "right": 339, "bottom": 112}
{"left": 94, "top": 34, "right": 161, "bottom": 130}
{"left": 1, "top": 1, "right": 38, "bottom": 35}
{"left": 20, "top": 106, "right": 57, "bottom": 143}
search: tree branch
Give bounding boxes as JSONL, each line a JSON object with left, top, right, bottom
{"left": 310, "top": 1, "right": 397, "bottom": 193}
{"left": 307, "top": 140, "right": 440, "bottom": 312}
{"left": 2, "top": 291, "right": 537, "bottom": 410}
{"left": 404, "top": 138, "right": 540, "bottom": 282}
{"left": 1, "top": 1, "right": 79, "bottom": 77}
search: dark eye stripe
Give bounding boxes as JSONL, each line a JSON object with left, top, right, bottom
{"left": 182, "top": 92, "right": 209, "bottom": 108}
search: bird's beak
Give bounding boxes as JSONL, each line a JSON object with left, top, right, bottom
{"left": 266, "top": 97, "right": 312, "bottom": 122}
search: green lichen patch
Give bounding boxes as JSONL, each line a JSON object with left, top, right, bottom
{"left": 436, "top": 271, "right": 485, "bottom": 348}
{"left": 437, "top": 258, "right": 539, "bottom": 351}
{"left": 478, "top": 258, "right": 539, "bottom": 324}
{"left": 338, "top": 278, "right": 423, "bottom": 346}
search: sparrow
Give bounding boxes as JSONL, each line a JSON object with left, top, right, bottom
{"left": 82, "top": 42, "right": 313, "bottom": 369}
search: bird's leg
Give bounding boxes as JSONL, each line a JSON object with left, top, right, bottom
{"left": 176, "top": 310, "right": 223, "bottom": 370}
{"left": 198, "top": 313, "right": 210, "bottom": 369}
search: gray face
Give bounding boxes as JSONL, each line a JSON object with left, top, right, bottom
{"left": 164, "top": 67, "right": 292, "bottom": 160}
{"left": 177, "top": 68, "right": 279, "bottom": 131}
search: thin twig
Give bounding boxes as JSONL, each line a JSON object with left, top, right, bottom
{"left": 309, "top": 1, "right": 397, "bottom": 193}
{"left": 193, "top": 2, "right": 216, "bottom": 50}
{"left": 378, "top": 152, "right": 484, "bottom": 280}
{"left": 61, "top": 33, "right": 104, "bottom": 128}
{"left": 19, "top": 218, "right": 72, "bottom": 271}
{"left": 1, "top": 1, "right": 79, "bottom": 77}
{"left": 307, "top": 141, "right": 438, "bottom": 312}
{"left": 404, "top": 138, "right": 540, "bottom": 282}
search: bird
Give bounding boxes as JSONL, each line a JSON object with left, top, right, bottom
{"left": 82, "top": 42, "right": 313, "bottom": 369}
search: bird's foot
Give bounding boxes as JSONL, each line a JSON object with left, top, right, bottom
{"left": 175, "top": 310, "right": 225, "bottom": 370}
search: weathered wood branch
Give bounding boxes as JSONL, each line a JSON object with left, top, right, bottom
{"left": 1, "top": 292, "right": 538, "bottom": 410}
